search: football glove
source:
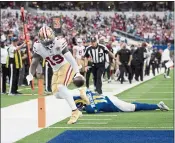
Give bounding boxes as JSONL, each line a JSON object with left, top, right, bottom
{"left": 26, "top": 73, "right": 33, "bottom": 85}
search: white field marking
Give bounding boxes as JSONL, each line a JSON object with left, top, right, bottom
{"left": 18, "top": 94, "right": 38, "bottom": 96}
{"left": 139, "top": 83, "right": 173, "bottom": 85}
{"left": 140, "top": 86, "right": 173, "bottom": 88}
{"left": 18, "top": 87, "right": 38, "bottom": 91}
{"left": 79, "top": 119, "right": 111, "bottom": 121}
{"left": 77, "top": 122, "right": 108, "bottom": 125}
{"left": 82, "top": 114, "right": 117, "bottom": 117}
{"left": 48, "top": 126, "right": 174, "bottom": 129}
{"left": 121, "top": 98, "right": 173, "bottom": 101}
{"left": 129, "top": 92, "right": 173, "bottom": 94}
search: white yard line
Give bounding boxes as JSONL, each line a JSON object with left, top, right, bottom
{"left": 18, "top": 87, "right": 38, "bottom": 91}
{"left": 17, "top": 94, "right": 38, "bottom": 96}
{"left": 121, "top": 98, "right": 173, "bottom": 100}
{"left": 48, "top": 126, "right": 174, "bottom": 129}
{"left": 83, "top": 114, "right": 118, "bottom": 117}
{"left": 140, "top": 86, "right": 173, "bottom": 88}
{"left": 129, "top": 92, "right": 173, "bottom": 94}
{"left": 77, "top": 122, "right": 108, "bottom": 125}
{"left": 79, "top": 119, "right": 111, "bottom": 121}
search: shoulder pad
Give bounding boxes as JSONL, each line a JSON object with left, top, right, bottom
{"left": 55, "top": 37, "right": 68, "bottom": 50}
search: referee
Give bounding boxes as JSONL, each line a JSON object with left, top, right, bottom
{"left": 84, "top": 37, "right": 115, "bottom": 95}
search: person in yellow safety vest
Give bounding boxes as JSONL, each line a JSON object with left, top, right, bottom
{"left": 6, "top": 36, "right": 26, "bottom": 95}
{"left": 42, "top": 59, "right": 53, "bottom": 93}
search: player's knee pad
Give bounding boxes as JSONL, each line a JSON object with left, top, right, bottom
{"left": 55, "top": 84, "right": 70, "bottom": 99}
{"left": 55, "top": 92, "right": 62, "bottom": 99}
{"left": 54, "top": 84, "right": 64, "bottom": 99}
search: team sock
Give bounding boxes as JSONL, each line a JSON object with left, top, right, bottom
{"left": 132, "top": 102, "right": 159, "bottom": 111}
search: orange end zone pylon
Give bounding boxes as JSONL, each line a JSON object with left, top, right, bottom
{"left": 38, "top": 79, "right": 46, "bottom": 128}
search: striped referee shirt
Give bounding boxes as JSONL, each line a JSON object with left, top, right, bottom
{"left": 84, "top": 44, "right": 109, "bottom": 63}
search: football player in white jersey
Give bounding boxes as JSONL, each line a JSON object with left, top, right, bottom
{"left": 26, "top": 26, "right": 88, "bottom": 124}
{"left": 73, "top": 38, "right": 85, "bottom": 75}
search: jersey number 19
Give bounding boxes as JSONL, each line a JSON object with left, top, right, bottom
{"left": 46, "top": 55, "right": 64, "bottom": 66}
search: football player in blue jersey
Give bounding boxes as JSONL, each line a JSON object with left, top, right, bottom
{"left": 73, "top": 90, "right": 169, "bottom": 113}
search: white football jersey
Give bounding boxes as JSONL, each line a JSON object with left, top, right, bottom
{"left": 73, "top": 45, "right": 85, "bottom": 59}
{"left": 33, "top": 37, "right": 68, "bottom": 72}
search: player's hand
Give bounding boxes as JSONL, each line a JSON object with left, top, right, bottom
{"left": 26, "top": 73, "right": 33, "bottom": 85}
{"left": 74, "top": 72, "right": 85, "bottom": 81}
{"left": 128, "top": 62, "right": 131, "bottom": 66}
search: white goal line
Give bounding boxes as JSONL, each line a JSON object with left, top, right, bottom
{"left": 48, "top": 126, "right": 174, "bottom": 129}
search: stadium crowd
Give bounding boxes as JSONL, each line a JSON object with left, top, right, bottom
{"left": 0, "top": 8, "right": 174, "bottom": 95}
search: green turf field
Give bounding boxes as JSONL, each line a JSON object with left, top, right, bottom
{"left": 14, "top": 72, "right": 174, "bottom": 143}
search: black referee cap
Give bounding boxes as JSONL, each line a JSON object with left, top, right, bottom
{"left": 91, "top": 37, "right": 97, "bottom": 42}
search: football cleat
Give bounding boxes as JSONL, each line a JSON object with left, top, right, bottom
{"left": 67, "top": 110, "right": 82, "bottom": 124}
{"left": 108, "top": 78, "right": 111, "bottom": 83}
{"left": 166, "top": 76, "right": 171, "bottom": 79}
{"left": 158, "top": 101, "right": 169, "bottom": 111}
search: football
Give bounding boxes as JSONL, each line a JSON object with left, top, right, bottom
{"left": 73, "top": 75, "right": 85, "bottom": 87}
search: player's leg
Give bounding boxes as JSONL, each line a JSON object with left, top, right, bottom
{"left": 152, "top": 63, "right": 156, "bottom": 76}
{"left": 132, "top": 101, "right": 169, "bottom": 111}
{"left": 52, "top": 63, "right": 82, "bottom": 124}
{"left": 107, "top": 95, "right": 135, "bottom": 112}
{"left": 125, "top": 65, "right": 132, "bottom": 83}
{"left": 96, "top": 66, "right": 105, "bottom": 95}
{"left": 107, "top": 95, "right": 169, "bottom": 112}
{"left": 92, "top": 66, "right": 97, "bottom": 92}
{"left": 106, "top": 64, "right": 111, "bottom": 82}
{"left": 119, "top": 65, "right": 124, "bottom": 84}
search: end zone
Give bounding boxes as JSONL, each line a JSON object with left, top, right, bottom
{"left": 48, "top": 130, "right": 174, "bottom": 143}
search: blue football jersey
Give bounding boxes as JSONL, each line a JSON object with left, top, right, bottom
{"left": 74, "top": 90, "right": 122, "bottom": 113}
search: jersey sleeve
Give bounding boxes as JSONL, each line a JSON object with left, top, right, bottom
{"left": 55, "top": 37, "right": 68, "bottom": 53}
{"left": 104, "top": 46, "right": 109, "bottom": 53}
{"left": 100, "top": 44, "right": 109, "bottom": 54}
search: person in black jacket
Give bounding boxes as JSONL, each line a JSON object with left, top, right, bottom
{"left": 130, "top": 45, "right": 139, "bottom": 81}
{"left": 154, "top": 47, "right": 161, "bottom": 73}
{"left": 149, "top": 51, "right": 157, "bottom": 76}
{"left": 134, "top": 42, "right": 147, "bottom": 81}
{"left": 117, "top": 43, "right": 132, "bottom": 84}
